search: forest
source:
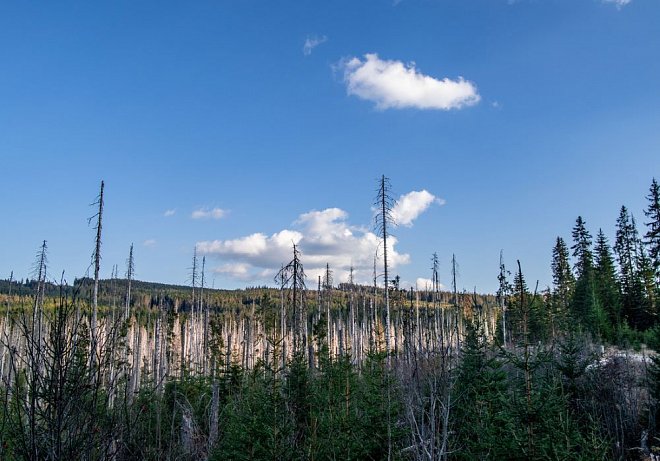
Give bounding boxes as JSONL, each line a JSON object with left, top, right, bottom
{"left": 1, "top": 177, "right": 660, "bottom": 461}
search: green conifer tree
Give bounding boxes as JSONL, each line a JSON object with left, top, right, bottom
{"left": 452, "top": 320, "right": 515, "bottom": 459}
{"left": 570, "top": 217, "right": 598, "bottom": 331}
{"left": 594, "top": 229, "right": 621, "bottom": 339}
{"left": 615, "top": 207, "right": 651, "bottom": 329}
{"left": 572, "top": 216, "right": 593, "bottom": 279}
{"left": 644, "top": 178, "right": 660, "bottom": 285}
{"left": 551, "top": 237, "right": 575, "bottom": 334}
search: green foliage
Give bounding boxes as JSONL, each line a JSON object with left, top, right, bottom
{"left": 309, "top": 354, "right": 399, "bottom": 460}
{"left": 504, "top": 346, "right": 609, "bottom": 460}
{"left": 572, "top": 216, "right": 594, "bottom": 280}
{"left": 213, "top": 371, "right": 292, "bottom": 461}
{"left": 552, "top": 236, "right": 575, "bottom": 316}
{"left": 506, "top": 266, "right": 548, "bottom": 345}
{"left": 594, "top": 230, "right": 622, "bottom": 340}
{"left": 211, "top": 352, "right": 402, "bottom": 461}
{"left": 452, "top": 320, "right": 516, "bottom": 459}
{"left": 644, "top": 178, "right": 660, "bottom": 281}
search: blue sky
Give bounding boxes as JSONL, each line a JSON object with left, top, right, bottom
{"left": 1, "top": 0, "right": 658, "bottom": 293}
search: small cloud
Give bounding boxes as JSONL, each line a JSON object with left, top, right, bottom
{"left": 339, "top": 53, "right": 480, "bottom": 110}
{"left": 143, "top": 239, "right": 156, "bottom": 247}
{"left": 602, "top": 0, "right": 631, "bottom": 8}
{"left": 191, "top": 207, "right": 228, "bottom": 220}
{"left": 392, "top": 190, "right": 444, "bottom": 227}
{"left": 303, "top": 35, "right": 328, "bottom": 56}
{"left": 164, "top": 209, "right": 176, "bottom": 217}
{"left": 491, "top": 101, "right": 501, "bottom": 109}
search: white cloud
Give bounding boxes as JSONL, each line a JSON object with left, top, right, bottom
{"left": 213, "top": 263, "right": 251, "bottom": 280}
{"left": 303, "top": 35, "right": 328, "bottom": 56}
{"left": 602, "top": 0, "right": 631, "bottom": 8}
{"left": 416, "top": 277, "right": 433, "bottom": 290}
{"left": 164, "top": 209, "right": 176, "bottom": 217}
{"left": 198, "top": 208, "right": 410, "bottom": 285}
{"left": 143, "top": 239, "right": 157, "bottom": 247}
{"left": 340, "top": 53, "right": 480, "bottom": 110}
{"left": 415, "top": 277, "right": 445, "bottom": 291}
{"left": 213, "top": 263, "right": 278, "bottom": 282}
{"left": 391, "top": 190, "right": 444, "bottom": 227}
{"left": 191, "top": 207, "right": 227, "bottom": 220}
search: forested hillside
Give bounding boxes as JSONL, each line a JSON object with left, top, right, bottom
{"left": 0, "top": 178, "right": 659, "bottom": 460}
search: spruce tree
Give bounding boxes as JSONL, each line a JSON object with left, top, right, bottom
{"left": 637, "top": 243, "right": 657, "bottom": 322}
{"left": 593, "top": 230, "right": 620, "bottom": 339}
{"left": 615, "top": 207, "right": 650, "bottom": 329}
{"left": 551, "top": 237, "right": 575, "bottom": 333}
{"left": 644, "top": 178, "right": 660, "bottom": 284}
{"left": 507, "top": 263, "right": 547, "bottom": 344}
{"left": 571, "top": 217, "right": 597, "bottom": 330}
{"left": 615, "top": 206, "right": 638, "bottom": 296}
{"left": 571, "top": 216, "right": 593, "bottom": 279}
{"left": 452, "top": 320, "right": 514, "bottom": 459}
{"left": 552, "top": 236, "right": 575, "bottom": 307}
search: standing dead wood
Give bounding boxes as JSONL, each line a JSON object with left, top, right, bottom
{"left": 375, "top": 175, "right": 395, "bottom": 363}
{"left": 89, "top": 180, "right": 104, "bottom": 372}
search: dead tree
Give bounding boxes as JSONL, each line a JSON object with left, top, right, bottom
{"left": 88, "top": 180, "right": 104, "bottom": 372}
{"left": 201, "top": 256, "right": 209, "bottom": 375}
{"left": 497, "top": 250, "right": 510, "bottom": 347}
{"left": 190, "top": 247, "right": 198, "bottom": 310}
{"left": 32, "top": 241, "right": 47, "bottom": 365}
{"left": 432, "top": 252, "right": 441, "bottom": 349}
{"left": 451, "top": 253, "right": 460, "bottom": 350}
{"left": 275, "top": 244, "right": 307, "bottom": 356}
{"left": 278, "top": 264, "right": 287, "bottom": 369}
{"left": 323, "top": 263, "right": 333, "bottom": 355}
{"left": 125, "top": 243, "right": 134, "bottom": 321}
{"left": 375, "top": 175, "right": 395, "bottom": 362}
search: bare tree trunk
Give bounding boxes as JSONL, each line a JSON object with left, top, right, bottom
{"left": 200, "top": 257, "right": 208, "bottom": 375}
{"left": 125, "top": 243, "right": 134, "bottom": 321}
{"left": 91, "top": 180, "right": 104, "bottom": 372}
{"left": 208, "top": 380, "right": 220, "bottom": 450}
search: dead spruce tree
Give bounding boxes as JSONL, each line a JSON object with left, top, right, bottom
{"left": 451, "top": 254, "right": 461, "bottom": 350}
{"left": 125, "top": 243, "right": 134, "bottom": 321}
{"left": 375, "top": 175, "right": 395, "bottom": 362}
{"left": 275, "top": 244, "right": 307, "bottom": 356}
{"left": 432, "top": 252, "right": 441, "bottom": 349}
{"left": 497, "top": 250, "right": 511, "bottom": 347}
{"left": 323, "top": 262, "right": 333, "bottom": 356}
{"left": 88, "top": 180, "right": 104, "bottom": 372}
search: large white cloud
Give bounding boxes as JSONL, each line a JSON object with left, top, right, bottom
{"left": 392, "top": 190, "right": 445, "bottom": 227}
{"left": 197, "top": 208, "right": 411, "bottom": 285}
{"left": 197, "top": 230, "right": 302, "bottom": 265}
{"left": 340, "top": 53, "right": 480, "bottom": 110}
